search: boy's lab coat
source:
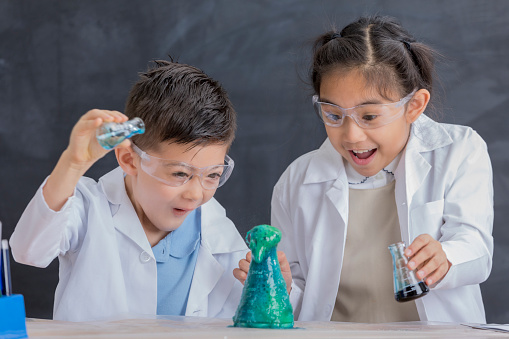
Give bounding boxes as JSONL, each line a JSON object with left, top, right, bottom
{"left": 272, "top": 114, "right": 493, "bottom": 323}
{"left": 10, "top": 167, "right": 248, "bottom": 322}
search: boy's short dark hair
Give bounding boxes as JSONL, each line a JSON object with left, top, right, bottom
{"left": 125, "top": 60, "right": 236, "bottom": 151}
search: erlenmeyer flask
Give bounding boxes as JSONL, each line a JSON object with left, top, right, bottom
{"left": 96, "top": 117, "right": 145, "bottom": 150}
{"left": 232, "top": 225, "right": 294, "bottom": 328}
{"left": 388, "top": 241, "right": 429, "bottom": 302}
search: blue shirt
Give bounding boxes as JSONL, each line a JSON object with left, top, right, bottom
{"left": 152, "top": 208, "right": 201, "bottom": 315}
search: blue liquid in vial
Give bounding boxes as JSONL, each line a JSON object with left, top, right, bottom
{"left": 96, "top": 117, "right": 145, "bottom": 150}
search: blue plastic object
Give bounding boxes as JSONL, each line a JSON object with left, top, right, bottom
{"left": 0, "top": 294, "right": 28, "bottom": 339}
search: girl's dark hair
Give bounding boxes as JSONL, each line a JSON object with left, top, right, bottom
{"left": 125, "top": 59, "right": 236, "bottom": 151}
{"left": 311, "top": 16, "right": 437, "bottom": 102}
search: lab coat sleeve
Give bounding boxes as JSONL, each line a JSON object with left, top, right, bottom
{"left": 434, "top": 131, "right": 494, "bottom": 290}
{"left": 10, "top": 177, "right": 86, "bottom": 268}
{"left": 271, "top": 182, "right": 304, "bottom": 317}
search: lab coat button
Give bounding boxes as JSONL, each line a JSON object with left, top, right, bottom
{"left": 376, "top": 173, "right": 384, "bottom": 180}
{"left": 140, "top": 251, "right": 151, "bottom": 263}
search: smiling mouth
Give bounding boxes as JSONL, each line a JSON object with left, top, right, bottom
{"left": 352, "top": 149, "right": 376, "bottom": 159}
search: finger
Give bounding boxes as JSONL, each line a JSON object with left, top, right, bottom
{"left": 408, "top": 246, "right": 435, "bottom": 270}
{"left": 414, "top": 255, "right": 441, "bottom": 280}
{"left": 83, "top": 109, "right": 115, "bottom": 122}
{"left": 277, "top": 251, "right": 290, "bottom": 272}
{"left": 108, "top": 110, "right": 128, "bottom": 122}
{"left": 238, "top": 259, "right": 250, "bottom": 273}
{"left": 422, "top": 262, "right": 449, "bottom": 286}
{"left": 74, "top": 118, "right": 104, "bottom": 136}
{"left": 246, "top": 251, "right": 251, "bottom": 263}
{"left": 233, "top": 268, "right": 247, "bottom": 285}
{"left": 85, "top": 109, "right": 128, "bottom": 124}
{"left": 405, "top": 234, "right": 432, "bottom": 258}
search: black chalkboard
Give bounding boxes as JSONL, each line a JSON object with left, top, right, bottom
{"left": 1, "top": 0, "right": 508, "bottom": 322}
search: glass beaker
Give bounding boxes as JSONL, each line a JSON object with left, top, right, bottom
{"left": 96, "top": 117, "right": 145, "bottom": 150}
{"left": 388, "top": 241, "right": 429, "bottom": 302}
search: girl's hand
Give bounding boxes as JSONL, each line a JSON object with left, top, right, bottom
{"left": 405, "top": 234, "right": 452, "bottom": 286}
{"left": 66, "top": 109, "right": 129, "bottom": 171}
{"left": 233, "top": 251, "right": 293, "bottom": 294}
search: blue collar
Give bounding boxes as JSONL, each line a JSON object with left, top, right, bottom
{"left": 152, "top": 208, "right": 201, "bottom": 262}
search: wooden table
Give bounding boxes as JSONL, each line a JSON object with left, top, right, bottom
{"left": 24, "top": 316, "right": 508, "bottom": 338}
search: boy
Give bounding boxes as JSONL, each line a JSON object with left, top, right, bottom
{"left": 10, "top": 60, "right": 248, "bottom": 321}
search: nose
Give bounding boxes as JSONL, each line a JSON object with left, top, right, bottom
{"left": 182, "top": 175, "right": 203, "bottom": 201}
{"left": 341, "top": 116, "right": 367, "bottom": 143}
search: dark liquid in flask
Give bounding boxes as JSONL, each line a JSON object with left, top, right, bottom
{"left": 395, "top": 282, "right": 429, "bottom": 302}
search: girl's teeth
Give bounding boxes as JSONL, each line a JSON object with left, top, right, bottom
{"left": 353, "top": 149, "right": 373, "bottom": 154}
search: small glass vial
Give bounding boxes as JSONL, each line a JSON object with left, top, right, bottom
{"left": 388, "top": 241, "right": 429, "bottom": 302}
{"left": 96, "top": 117, "right": 145, "bottom": 150}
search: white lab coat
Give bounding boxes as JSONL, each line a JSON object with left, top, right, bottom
{"left": 10, "top": 167, "right": 248, "bottom": 322}
{"left": 272, "top": 114, "right": 493, "bottom": 323}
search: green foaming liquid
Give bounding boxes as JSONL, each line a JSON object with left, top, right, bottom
{"left": 232, "top": 224, "right": 294, "bottom": 328}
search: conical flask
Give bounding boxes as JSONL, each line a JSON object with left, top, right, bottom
{"left": 388, "top": 241, "right": 429, "bottom": 302}
{"left": 96, "top": 117, "right": 145, "bottom": 150}
{"left": 232, "top": 225, "right": 294, "bottom": 328}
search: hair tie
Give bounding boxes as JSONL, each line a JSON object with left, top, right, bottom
{"left": 331, "top": 33, "right": 341, "bottom": 40}
{"left": 401, "top": 40, "right": 412, "bottom": 51}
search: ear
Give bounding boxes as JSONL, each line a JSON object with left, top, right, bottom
{"left": 115, "top": 145, "right": 138, "bottom": 176}
{"left": 405, "top": 89, "right": 430, "bottom": 124}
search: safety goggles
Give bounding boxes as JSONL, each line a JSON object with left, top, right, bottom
{"left": 312, "top": 90, "right": 416, "bottom": 129}
{"left": 131, "top": 144, "right": 234, "bottom": 190}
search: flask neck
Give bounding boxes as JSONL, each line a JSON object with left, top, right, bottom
{"left": 388, "top": 242, "right": 408, "bottom": 263}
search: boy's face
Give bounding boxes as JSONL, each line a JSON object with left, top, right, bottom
{"left": 319, "top": 69, "right": 414, "bottom": 177}
{"left": 125, "top": 142, "right": 229, "bottom": 244}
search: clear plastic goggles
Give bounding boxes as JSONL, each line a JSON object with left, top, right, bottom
{"left": 313, "top": 90, "right": 416, "bottom": 129}
{"left": 131, "top": 144, "right": 234, "bottom": 190}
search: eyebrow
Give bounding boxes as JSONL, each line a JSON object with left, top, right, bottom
{"left": 160, "top": 161, "right": 225, "bottom": 170}
{"left": 319, "top": 96, "right": 385, "bottom": 107}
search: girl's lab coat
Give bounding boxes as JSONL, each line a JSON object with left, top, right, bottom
{"left": 272, "top": 114, "right": 493, "bottom": 323}
{"left": 11, "top": 167, "right": 248, "bottom": 322}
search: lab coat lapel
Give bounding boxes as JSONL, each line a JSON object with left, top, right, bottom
{"left": 185, "top": 198, "right": 246, "bottom": 317}
{"left": 186, "top": 245, "right": 224, "bottom": 316}
{"left": 304, "top": 139, "right": 348, "bottom": 320}
{"left": 395, "top": 115, "right": 452, "bottom": 244}
{"left": 305, "top": 139, "right": 348, "bottom": 224}
{"left": 99, "top": 167, "right": 153, "bottom": 255}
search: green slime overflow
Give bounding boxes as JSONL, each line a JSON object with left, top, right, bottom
{"left": 232, "top": 225, "right": 294, "bottom": 328}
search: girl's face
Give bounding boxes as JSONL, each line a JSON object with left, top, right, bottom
{"left": 319, "top": 69, "right": 418, "bottom": 177}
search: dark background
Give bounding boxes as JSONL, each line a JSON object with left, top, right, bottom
{"left": 1, "top": 0, "right": 508, "bottom": 322}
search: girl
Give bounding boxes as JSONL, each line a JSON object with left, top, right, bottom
{"left": 235, "top": 16, "right": 493, "bottom": 324}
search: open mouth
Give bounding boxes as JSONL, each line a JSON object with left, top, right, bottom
{"left": 349, "top": 149, "right": 377, "bottom": 165}
{"left": 173, "top": 208, "right": 191, "bottom": 216}
{"left": 352, "top": 149, "right": 376, "bottom": 159}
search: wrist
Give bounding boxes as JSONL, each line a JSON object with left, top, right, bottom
{"left": 61, "top": 148, "right": 94, "bottom": 174}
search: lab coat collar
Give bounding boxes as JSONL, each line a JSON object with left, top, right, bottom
{"left": 303, "top": 139, "right": 346, "bottom": 185}
{"left": 99, "top": 167, "right": 154, "bottom": 256}
{"left": 405, "top": 114, "right": 453, "bottom": 153}
{"left": 303, "top": 115, "right": 452, "bottom": 186}
{"left": 100, "top": 167, "right": 246, "bottom": 256}
{"left": 200, "top": 198, "right": 247, "bottom": 255}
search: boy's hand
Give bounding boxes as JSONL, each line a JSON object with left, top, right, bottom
{"left": 405, "top": 234, "right": 452, "bottom": 286}
{"left": 43, "top": 110, "right": 130, "bottom": 212}
{"left": 66, "top": 109, "right": 129, "bottom": 170}
{"left": 233, "top": 251, "right": 293, "bottom": 294}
